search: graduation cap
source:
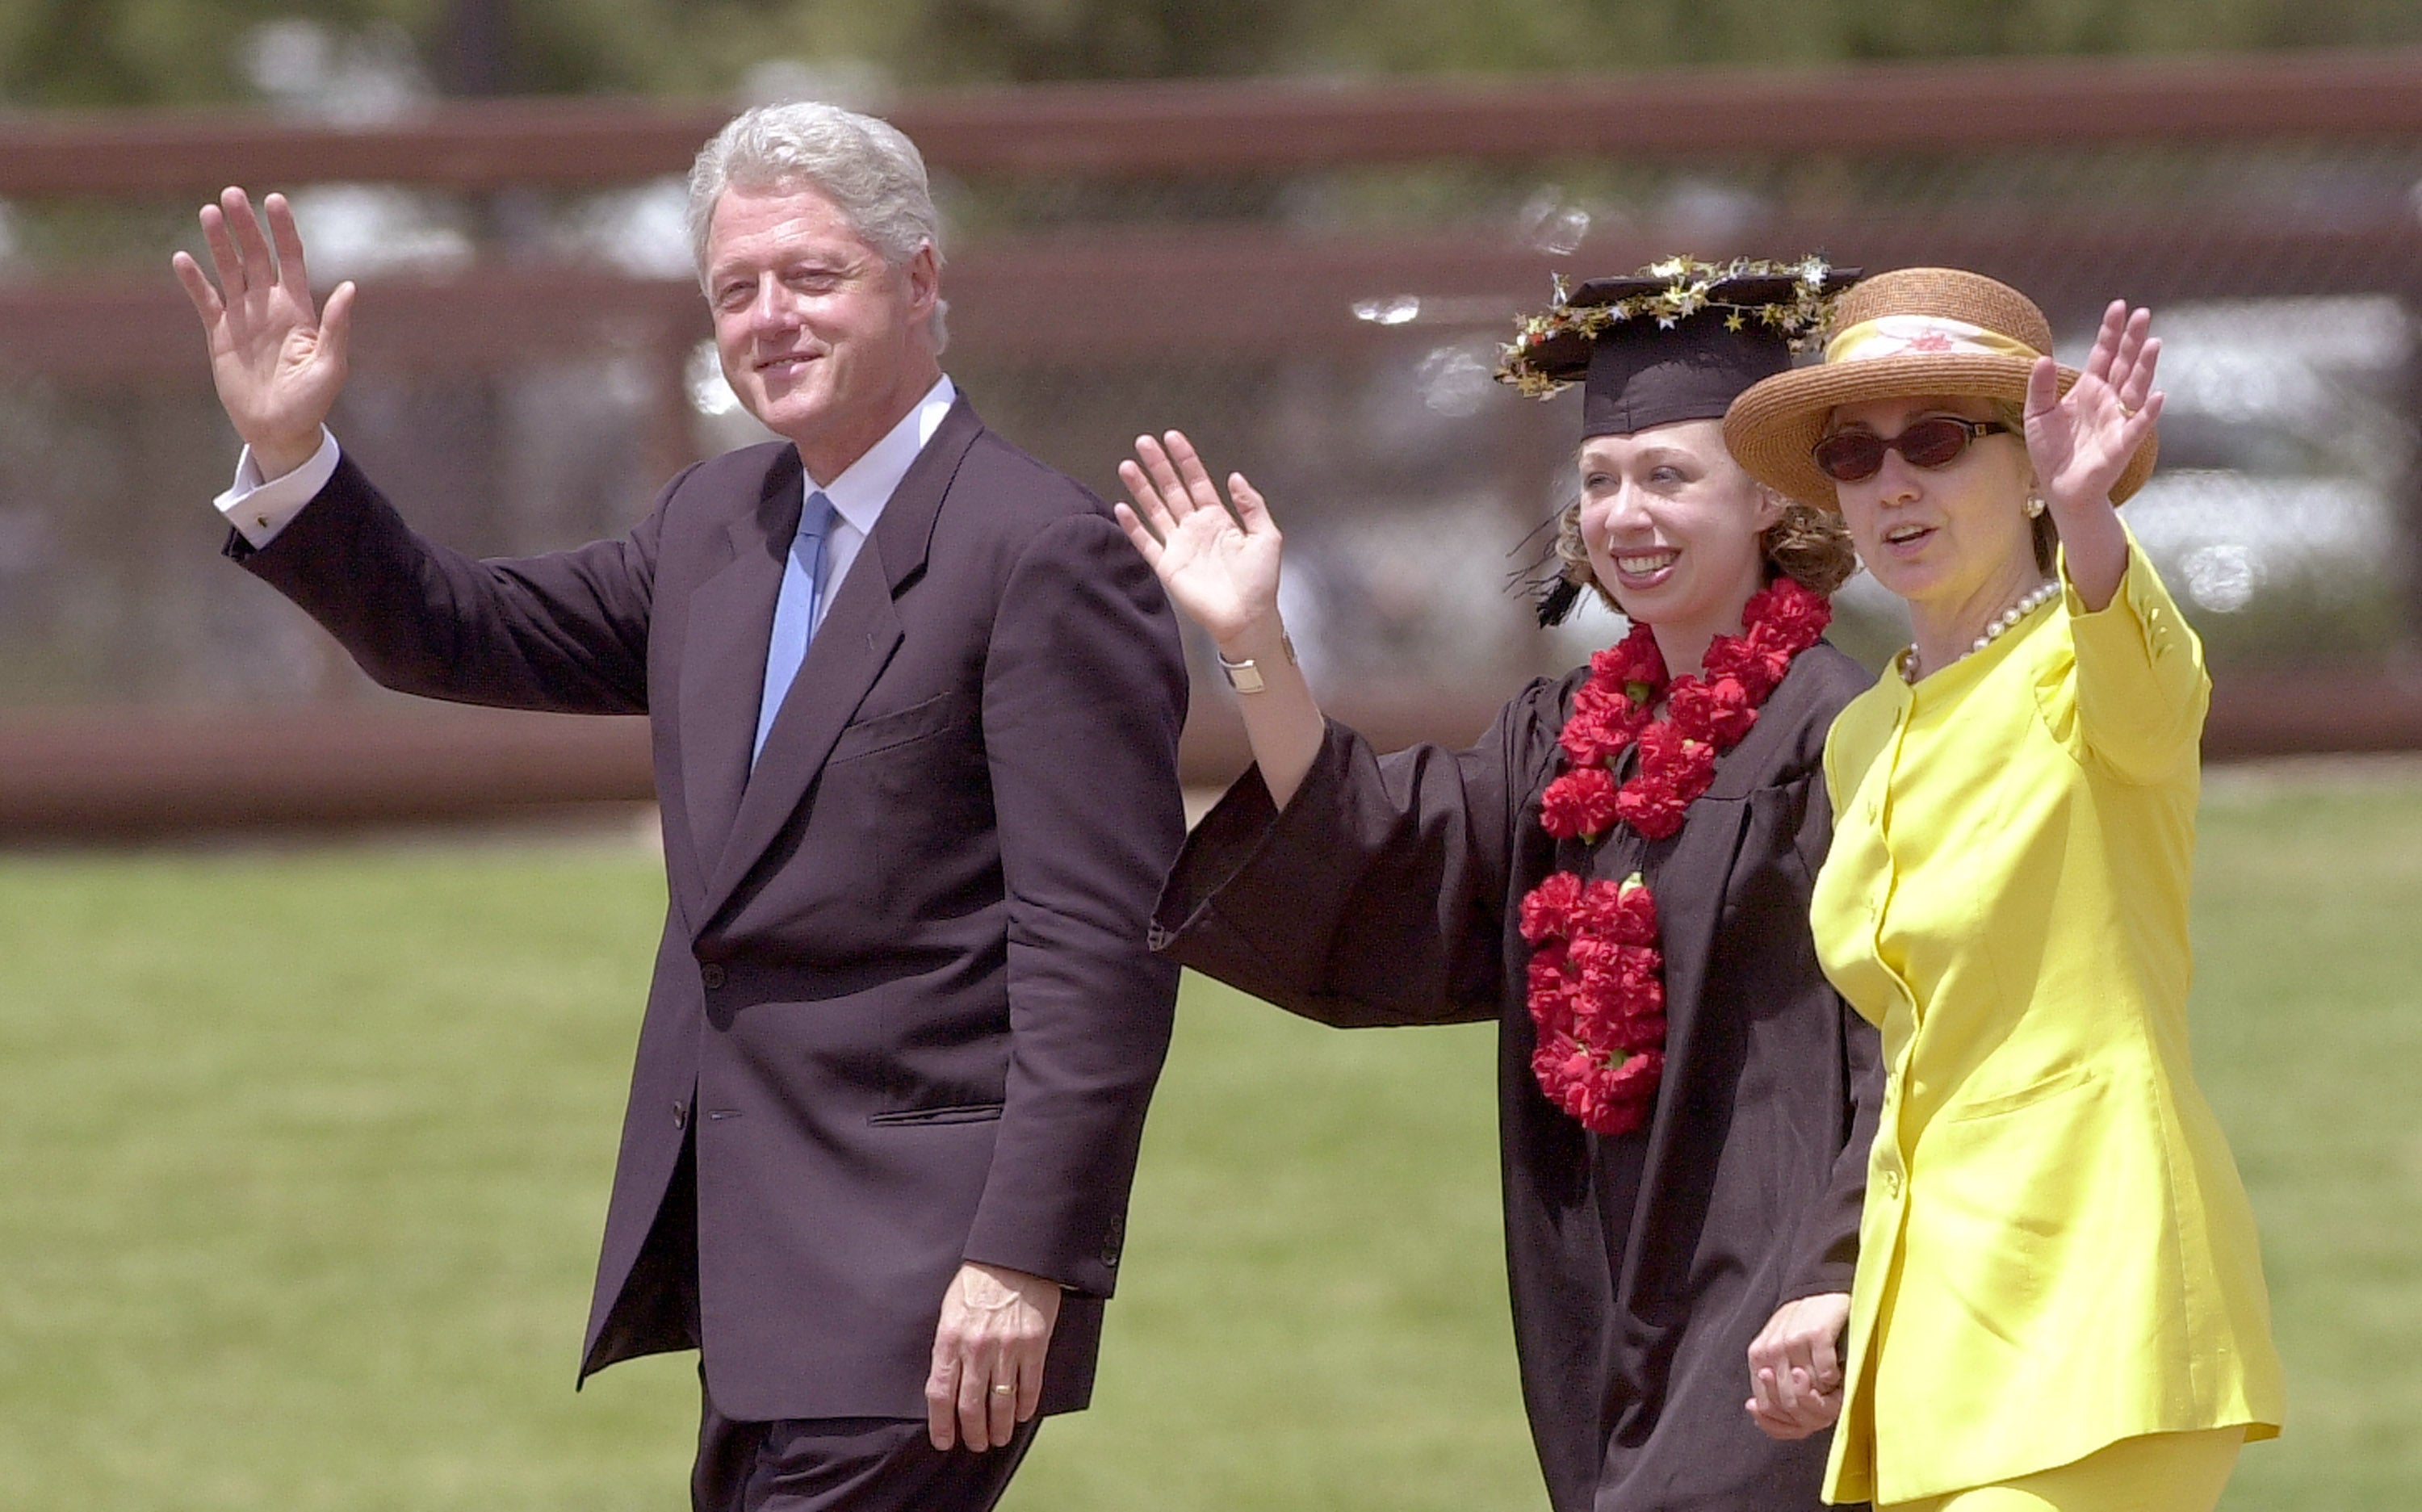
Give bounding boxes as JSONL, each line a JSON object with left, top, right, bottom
{"left": 1498, "top": 260, "right": 1863, "bottom": 438}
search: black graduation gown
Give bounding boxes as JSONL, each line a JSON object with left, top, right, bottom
{"left": 1151, "top": 643, "right": 1884, "bottom": 1512}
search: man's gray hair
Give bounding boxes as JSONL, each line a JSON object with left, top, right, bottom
{"left": 687, "top": 100, "right": 948, "bottom": 348}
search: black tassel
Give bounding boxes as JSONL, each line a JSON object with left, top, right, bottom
{"left": 1508, "top": 500, "right": 1583, "bottom": 628}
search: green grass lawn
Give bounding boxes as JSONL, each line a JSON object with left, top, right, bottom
{"left": 0, "top": 766, "right": 2416, "bottom": 1509}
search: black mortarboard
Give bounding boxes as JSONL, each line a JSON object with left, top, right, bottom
{"left": 1511, "top": 270, "right": 1864, "bottom": 438}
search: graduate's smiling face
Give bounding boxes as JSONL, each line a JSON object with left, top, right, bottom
{"left": 1577, "top": 418, "right": 1779, "bottom": 643}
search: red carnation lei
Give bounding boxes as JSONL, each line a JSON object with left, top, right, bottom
{"left": 1518, "top": 577, "right": 1831, "bottom": 1137}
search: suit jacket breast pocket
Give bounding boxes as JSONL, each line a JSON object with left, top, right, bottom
{"left": 828, "top": 691, "right": 961, "bottom": 764}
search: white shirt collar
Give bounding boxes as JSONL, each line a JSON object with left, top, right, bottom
{"left": 807, "top": 375, "right": 957, "bottom": 537}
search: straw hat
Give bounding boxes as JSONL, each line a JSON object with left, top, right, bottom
{"left": 1720, "top": 267, "right": 2158, "bottom": 510}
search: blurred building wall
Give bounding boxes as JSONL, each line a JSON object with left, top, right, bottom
{"left": 3, "top": 52, "right": 2422, "bottom": 835}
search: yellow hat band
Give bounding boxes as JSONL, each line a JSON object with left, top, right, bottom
{"left": 1824, "top": 315, "right": 2043, "bottom": 365}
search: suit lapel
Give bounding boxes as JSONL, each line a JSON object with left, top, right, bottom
{"left": 678, "top": 450, "right": 802, "bottom": 882}
{"left": 696, "top": 397, "right": 986, "bottom": 927}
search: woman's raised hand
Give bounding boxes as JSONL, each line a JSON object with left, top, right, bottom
{"left": 2024, "top": 299, "right": 2163, "bottom": 519}
{"left": 1114, "top": 431, "right": 1284, "bottom": 651}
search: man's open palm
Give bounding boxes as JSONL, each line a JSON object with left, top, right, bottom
{"left": 171, "top": 187, "right": 355, "bottom": 480}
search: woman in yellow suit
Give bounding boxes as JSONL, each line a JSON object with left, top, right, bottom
{"left": 1720, "top": 268, "right": 2285, "bottom": 1511}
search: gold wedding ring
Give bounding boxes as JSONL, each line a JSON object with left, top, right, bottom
{"left": 991, "top": 1383, "right": 1016, "bottom": 1394}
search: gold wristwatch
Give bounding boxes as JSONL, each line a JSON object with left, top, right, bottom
{"left": 1217, "top": 631, "right": 1297, "bottom": 694}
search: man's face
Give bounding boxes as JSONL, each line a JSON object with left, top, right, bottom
{"left": 704, "top": 182, "right": 937, "bottom": 471}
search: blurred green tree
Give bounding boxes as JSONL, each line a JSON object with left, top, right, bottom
{"left": 2, "top": 0, "right": 2420, "bottom": 107}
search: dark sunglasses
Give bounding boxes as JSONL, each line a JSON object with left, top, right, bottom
{"left": 1811, "top": 417, "right": 2011, "bottom": 484}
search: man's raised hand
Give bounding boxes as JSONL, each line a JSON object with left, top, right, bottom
{"left": 171, "top": 188, "right": 355, "bottom": 482}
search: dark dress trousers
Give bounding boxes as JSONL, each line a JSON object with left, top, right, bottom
{"left": 230, "top": 396, "right": 1188, "bottom": 1426}
{"left": 1153, "top": 644, "right": 1883, "bottom": 1512}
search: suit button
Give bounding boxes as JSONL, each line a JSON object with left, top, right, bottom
{"left": 673, "top": 1099, "right": 688, "bottom": 1129}
{"left": 700, "top": 964, "right": 727, "bottom": 990}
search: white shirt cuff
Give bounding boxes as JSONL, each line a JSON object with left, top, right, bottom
{"left": 216, "top": 429, "right": 342, "bottom": 548}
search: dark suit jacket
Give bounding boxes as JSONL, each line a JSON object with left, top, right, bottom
{"left": 232, "top": 395, "right": 1189, "bottom": 1422}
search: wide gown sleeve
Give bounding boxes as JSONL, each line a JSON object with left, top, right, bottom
{"left": 1153, "top": 678, "right": 1569, "bottom": 1029}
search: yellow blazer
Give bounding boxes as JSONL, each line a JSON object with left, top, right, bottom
{"left": 1810, "top": 534, "right": 2283, "bottom": 1506}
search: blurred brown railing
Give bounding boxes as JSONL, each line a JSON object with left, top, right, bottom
{"left": 4, "top": 51, "right": 2422, "bottom": 838}
{"left": 10, "top": 48, "right": 2422, "bottom": 195}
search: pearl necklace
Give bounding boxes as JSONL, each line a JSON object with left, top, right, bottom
{"left": 1901, "top": 580, "right": 2060, "bottom": 684}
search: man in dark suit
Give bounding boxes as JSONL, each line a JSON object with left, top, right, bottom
{"left": 171, "top": 101, "right": 1188, "bottom": 1511}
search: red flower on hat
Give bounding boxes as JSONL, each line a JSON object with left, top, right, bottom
{"left": 1517, "top": 576, "right": 1831, "bottom": 1137}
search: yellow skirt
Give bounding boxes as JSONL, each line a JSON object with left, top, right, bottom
{"left": 1876, "top": 1429, "right": 2243, "bottom": 1512}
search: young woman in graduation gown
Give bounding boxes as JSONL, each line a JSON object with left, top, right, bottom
{"left": 1115, "top": 264, "right": 1887, "bottom": 1512}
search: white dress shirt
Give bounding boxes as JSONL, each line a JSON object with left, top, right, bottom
{"left": 216, "top": 375, "right": 960, "bottom": 637}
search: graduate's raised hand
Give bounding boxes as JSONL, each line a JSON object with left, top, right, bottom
{"left": 2024, "top": 299, "right": 2161, "bottom": 520}
{"left": 1114, "top": 430, "right": 1283, "bottom": 651}
{"left": 1121, "top": 429, "right": 1324, "bottom": 805}
{"left": 171, "top": 188, "right": 356, "bottom": 481}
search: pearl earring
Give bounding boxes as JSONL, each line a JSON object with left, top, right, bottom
{"left": 2025, "top": 494, "right": 2047, "bottom": 519}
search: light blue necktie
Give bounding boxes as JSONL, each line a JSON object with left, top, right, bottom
{"left": 753, "top": 490, "right": 836, "bottom": 764}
